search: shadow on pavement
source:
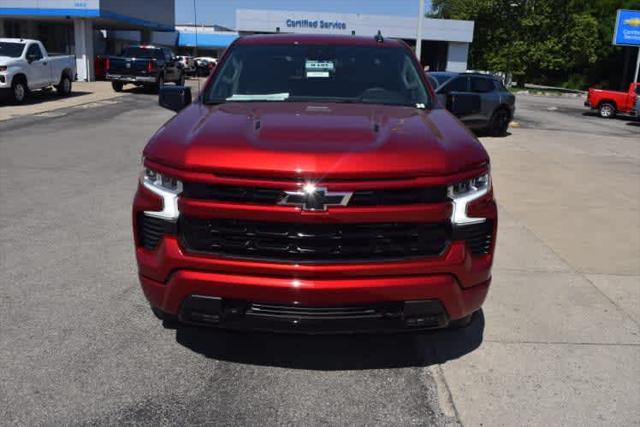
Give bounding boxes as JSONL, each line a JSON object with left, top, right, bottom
{"left": 582, "top": 111, "right": 638, "bottom": 122}
{"left": 474, "top": 130, "right": 512, "bottom": 138}
{"left": 0, "top": 90, "right": 92, "bottom": 106}
{"left": 175, "top": 310, "right": 485, "bottom": 370}
{"left": 123, "top": 86, "right": 159, "bottom": 95}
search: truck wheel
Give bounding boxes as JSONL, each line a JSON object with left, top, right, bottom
{"left": 56, "top": 75, "right": 72, "bottom": 96}
{"left": 112, "top": 81, "right": 124, "bottom": 92}
{"left": 598, "top": 102, "right": 616, "bottom": 119}
{"left": 155, "top": 76, "right": 165, "bottom": 93}
{"left": 448, "top": 313, "right": 474, "bottom": 329}
{"left": 151, "top": 306, "right": 179, "bottom": 328}
{"left": 177, "top": 72, "right": 185, "bottom": 86}
{"left": 488, "top": 108, "right": 510, "bottom": 136}
{"left": 11, "top": 79, "right": 28, "bottom": 104}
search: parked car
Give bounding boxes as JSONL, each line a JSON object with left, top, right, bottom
{"left": 106, "top": 45, "right": 184, "bottom": 93}
{"left": 176, "top": 55, "right": 196, "bottom": 75}
{"left": 0, "top": 38, "right": 76, "bottom": 104}
{"left": 585, "top": 82, "right": 640, "bottom": 118}
{"left": 134, "top": 34, "right": 497, "bottom": 333}
{"left": 429, "top": 71, "right": 516, "bottom": 136}
{"left": 194, "top": 56, "right": 217, "bottom": 76}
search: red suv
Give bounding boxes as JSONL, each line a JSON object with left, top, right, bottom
{"left": 133, "top": 34, "right": 497, "bottom": 333}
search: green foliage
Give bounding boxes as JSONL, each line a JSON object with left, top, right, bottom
{"left": 430, "top": 0, "right": 640, "bottom": 89}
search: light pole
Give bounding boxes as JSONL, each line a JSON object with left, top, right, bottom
{"left": 415, "top": 0, "right": 425, "bottom": 62}
{"left": 506, "top": 2, "right": 519, "bottom": 86}
{"left": 635, "top": 47, "right": 640, "bottom": 83}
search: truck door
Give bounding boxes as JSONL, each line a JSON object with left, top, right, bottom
{"left": 437, "top": 76, "right": 472, "bottom": 124}
{"left": 25, "top": 43, "right": 49, "bottom": 89}
{"left": 470, "top": 76, "right": 500, "bottom": 124}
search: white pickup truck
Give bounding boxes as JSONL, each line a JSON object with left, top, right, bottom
{"left": 0, "top": 38, "right": 76, "bottom": 104}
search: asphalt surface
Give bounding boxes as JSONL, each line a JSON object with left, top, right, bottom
{"left": 0, "top": 92, "right": 638, "bottom": 425}
{"left": 0, "top": 93, "right": 460, "bottom": 425}
{"left": 513, "top": 93, "right": 640, "bottom": 137}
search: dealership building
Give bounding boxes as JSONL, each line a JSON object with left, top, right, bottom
{"left": 0, "top": 0, "right": 175, "bottom": 81}
{"left": 1, "top": 4, "right": 473, "bottom": 80}
{"left": 175, "top": 9, "right": 474, "bottom": 71}
{"left": 235, "top": 9, "right": 474, "bottom": 72}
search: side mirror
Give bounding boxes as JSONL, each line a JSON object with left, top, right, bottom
{"left": 446, "top": 92, "right": 481, "bottom": 117}
{"left": 159, "top": 86, "right": 192, "bottom": 112}
{"left": 27, "top": 54, "right": 37, "bottom": 63}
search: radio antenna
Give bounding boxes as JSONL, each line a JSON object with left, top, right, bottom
{"left": 192, "top": 0, "right": 200, "bottom": 95}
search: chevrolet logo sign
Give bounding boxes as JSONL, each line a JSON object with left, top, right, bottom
{"left": 279, "top": 185, "right": 352, "bottom": 211}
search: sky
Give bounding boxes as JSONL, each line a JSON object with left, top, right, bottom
{"left": 175, "top": 0, "right": 432, "bottom": 28}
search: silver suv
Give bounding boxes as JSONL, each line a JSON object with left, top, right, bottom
{"left": 428, "top": 72, "right": 516, "bottom": 136}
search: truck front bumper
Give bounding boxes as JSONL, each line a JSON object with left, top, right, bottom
{"left": 106, "top": 73, "right": 156, "bottom": 83}
{"left": 137, "top": 236, "right": 492, "bottom": 332}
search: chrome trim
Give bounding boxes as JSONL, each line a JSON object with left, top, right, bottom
{"left": 448, "top": 175, "right": 490, "bottom": 225}
{"left": 142, "top": 176, "right": 183, "bottom": 221}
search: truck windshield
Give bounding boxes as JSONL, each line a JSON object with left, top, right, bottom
{"left": 204, "top": 44, "right": 432, "bottom": 108}
{"left": 121, "top": 47, "right": 160, "bottom": 59}
{"left": 0, "top": 42, "right": 25, "bottom": 58}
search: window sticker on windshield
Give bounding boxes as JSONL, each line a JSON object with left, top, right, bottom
{"left": 305, "top": 60, "right": 334, "bottom": 78}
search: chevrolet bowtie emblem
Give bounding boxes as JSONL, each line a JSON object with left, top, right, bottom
{"left": 279, "top": 185, "right": 353, "bottom": 211}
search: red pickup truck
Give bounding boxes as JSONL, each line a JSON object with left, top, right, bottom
{"left": 585, "top": 82, "right": 640, "bottom": 118}
{"left": 133, "top": 34, "right": 497, "bottom": 333}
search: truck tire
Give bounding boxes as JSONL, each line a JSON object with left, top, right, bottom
{"left": 56, "top": 75, "right": 72, "bottom": 96}
{"left": 155, "top": 75, "right": 165, "bottom": 93}
{"left": 10, "top": 78, "right": 28, "bottom": 104}
{"left": 112, "top": 81, "right": 124, "bottom": 92}
{"left": 448, "top": 312, "right": 474, "bottom": 329}
{"left": 176, "top": 72, "right": 185, "bottom": 86}
{"left": 487, "top": 108, "right": 511, "bottom": 136}
{"left": 151, "top": 306, "right": 179, "bottom": 328}
{"left": 598, "top": 102, "right": 616, "bottom": 118}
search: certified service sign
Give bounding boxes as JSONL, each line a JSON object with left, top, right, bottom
{"left": 613, "top": 9, "right": 640, "bottom": 46}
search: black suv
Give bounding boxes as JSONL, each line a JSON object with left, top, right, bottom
{"left": 428, "top": 72, "right": 515, "bottom": 136}
{"left": 106, "top": 45, "right": 184, "bottom": 93}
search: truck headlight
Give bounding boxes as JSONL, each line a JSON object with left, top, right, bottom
{"left": 448, "top": 173, "right": 491, "bottom": 225}
{"left": 141, "top": 166, "right": 183, "bottom": 221}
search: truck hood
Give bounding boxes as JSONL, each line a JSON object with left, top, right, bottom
{"left": 144, "top": 102, "right": 489, "bottom": 179}
{"left": 0, "top": 57, "right": 20, "bottom": 66}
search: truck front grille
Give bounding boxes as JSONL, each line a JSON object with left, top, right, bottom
{"left": 247, "top": 302, "right": 397, "bottom": 320}
{"left": 179, "top": 218, "right": 448, "bottom": 262}
{"left": 181, "top": 183, "right": 448, "bottom": 206}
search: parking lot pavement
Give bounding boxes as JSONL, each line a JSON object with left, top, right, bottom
{"left": 0, "top": 81, "right": 126, "bottom": 122}
{"left": 0, "top": 78, "right": 205, "bottom": 122}
{"left": 0, "top": 92, "right": 638, "bottom": 425}
{"left": 444, "top": 95, "right": 640, "bottom": 425}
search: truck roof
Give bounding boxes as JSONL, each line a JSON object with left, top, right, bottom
{"left": 234, "top": 33, "right": 406, "bottom": 48}
{"left": 0, "top": 38, "right": 37, "bottom": 43}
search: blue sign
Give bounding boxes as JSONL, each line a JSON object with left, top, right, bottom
{"left": 613, "top": 9, "right": 640, "bottom": 46}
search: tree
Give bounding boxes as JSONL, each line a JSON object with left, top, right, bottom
{"left": 430, "top": 0, "right": 640, "bottom": 88}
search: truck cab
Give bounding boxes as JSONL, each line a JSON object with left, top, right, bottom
{"left": 0, "top": 38, "right": 76, "bottom": 104}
